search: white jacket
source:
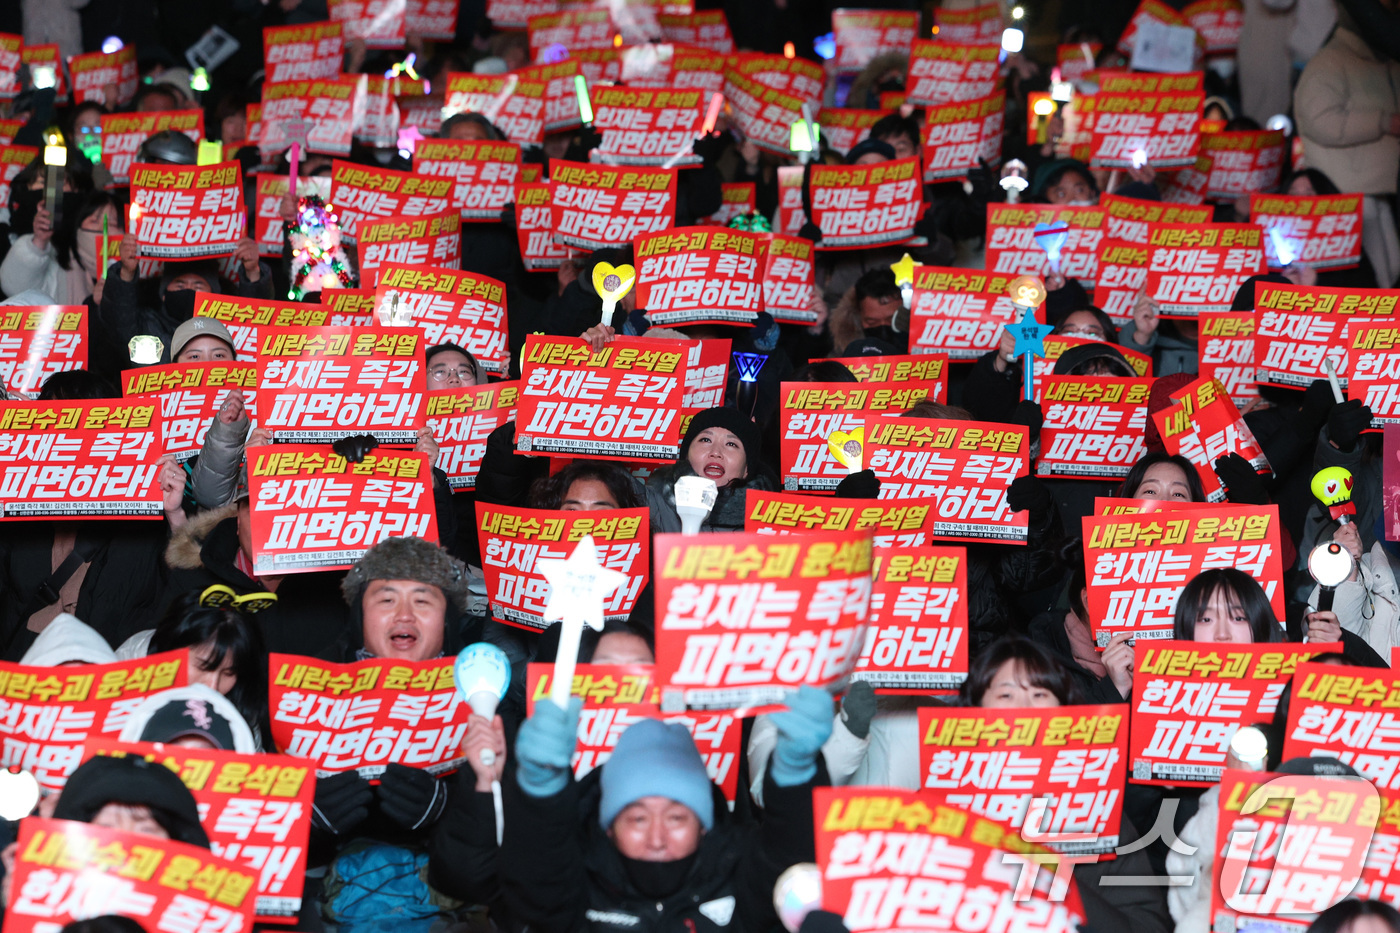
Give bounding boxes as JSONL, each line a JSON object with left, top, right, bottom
{"left": 746, "top": 712, "right": 868, "bottom": 805}
{"left": 0, "top": 235, "right": 92, "bottom": 305}
{"left": 1295, "top": 27, "right": 1400, "bottom": 195}
{"left": 20, "top": 613, "right": 116, "bottom": 666}
{"left": 1309, "top": 540, "right": 1400, "bottom": 663}
{"left": 1166, "top": 785, "right": 1218, "bottom": 933}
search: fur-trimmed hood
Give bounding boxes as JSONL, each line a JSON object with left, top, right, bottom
{"left": 166, "top": 504, "right": 238, "bottom": 571}
{"left": 847, "top": 51, "right": 908, "bottom": 111}
{"left": 830, "top": 285, "right": 911, "bottom": 356}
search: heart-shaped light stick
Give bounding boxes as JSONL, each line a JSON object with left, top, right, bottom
{"left": 1032, "top": 220, "right": 1069, "bottom": 277}
{"left": 592, "top": 262, "right": 636, "bottom": 326}
{"left": 828, "top": 427, "right": 864, "bottom": 473}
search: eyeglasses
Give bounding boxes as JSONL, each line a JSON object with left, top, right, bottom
{"left": 430, "top": 367, "right": 476, "bottom": 382}
{"left": 200, "top": 584, "right": 278, "bottom": 613}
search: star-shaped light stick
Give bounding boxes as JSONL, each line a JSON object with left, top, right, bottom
{"left": 890, "top": 253, "right": 915, "bottom": 310}
{"left": 537, "top": 535, "right": 627, "bottom": 710}
{"left": 1004, "top": 275, "right": 1051, "bottom": 402}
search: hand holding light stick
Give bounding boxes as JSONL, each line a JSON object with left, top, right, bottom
{"left": 452, "top": 643, "right": 511, "bottom": 844}
{"left": 1003, "top": 275, "right": 1051, "bottom": 402}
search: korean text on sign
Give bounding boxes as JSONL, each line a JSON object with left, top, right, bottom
{"left": 259, "top": 77, "right": 365, "bottom": 158}
{"left": 412, "top": 139, "right": 521, "bottom": 220}
{"left": 986, "top": 204, "right": 1106, "bottom": 284}
{"left": 808, "top": 157, "right": 922, "bottom": 250}
{"left": 1037, "top": 377, "right": 1151, "bottom": 480}
{"left": 1251, "top": 192, "right": 1364, "bottom": 271}
{"left": 636, "top": 227, "right": 763, "bottom": 327}
{"left": 856, "top": 545, "right": 968, "bottom": 692}
{"left": 908, "top": 267, "right": 1033, "bottom": 360}
{"left": 1198, "top": 312, "right": 1258, "bottom": 407}
{"left": 746, "top": 489, "right": 942, "bottom": 550}
{"left": 358, "top": 210, "right": 462, "bottom": 284}
{"left": 810, "top": 354, "right": 948, "bottom": 398}
{"left": 130, "top": 161, "right": 245, "bottom": 260}
{"left": 1254, "top": 281, "right": 1400, "bottom": 389}
{"left": 426, "top": 382, "right": 518, "bottom": 489}
{"left": 1144, "top": 222, "right": 1266, "bottom": 318}
{"left": 1348, "top": 319, "right": 1400, "bottom": 427}
{"left": 195, "top": 291, "right": 334, "bottom": 358}
{"left": 0, "top": 305, "right": 86, "bottom": 397}
{"left": 549, "top": 160, "right": 677, "bottom": 250}
{"left": 122, "top": 361, "right": 259, "bottom": 462}
{"left": 329, "top": 159, "right": 453, "bottom": 244}
{"left": 1151, "top": 375, "right": 1270, "bottom": 500}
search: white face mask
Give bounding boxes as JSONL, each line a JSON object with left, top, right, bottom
{"left": 1065, "top": 199, "right": 1097, "bottom": 206}
{"left": 75, "top": 229, "right": 101, "bottom": 273}
{"left": 1061, "top": 328, "right": 1105, "bottom": 341}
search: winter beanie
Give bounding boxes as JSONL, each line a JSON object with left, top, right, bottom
{"left": 599, "top": 718, "right": 715, "bottom": 832}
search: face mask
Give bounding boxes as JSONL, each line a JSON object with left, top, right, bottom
{"left": 1065, "top": 199, "right": 1097, "bottom": 206}
{"left": 862, "top": 325, "right": 907, "bottom": 350}
{"left": 163, "top": 288, "right": 199, "bottom": 321}
{"left": 10, "top": 189, "right": 41, "bottom": 236}
{"left": 76, "top": 229, "right": 101, "bottom": 273}
{"left": 619, "top": 852, "right": 698, "bottom": 899}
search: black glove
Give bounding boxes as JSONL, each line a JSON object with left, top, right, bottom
{"left": 1213, "top": 453, "right": 1270, "bottom": 505}
{"left": 1009, "top": 399, "right": 1043, "bottom": 445}
{"left": 834, "top": 469, "right": 880, "bottom": 500}
{"left": 1006, "top": 475, "right": 1052, "bottom": 514}
{"left": 840, "top": 680, "right": 878, "bottom": 739}
{"left": 691, "top": 130, "right": 727, "bottom": 168}
{"left": 311, "top": 770, "right": 373, "bottom": 837}
{"left": 1327, "top": 398, "right": 1372, "bottom": 452}
{"left": 797, "top": 221, "right": 822, "bottom": 244}
{"left": 376, "top": 762, "right": 449, "bottom": 831}
{"left": 332, "top": 433, "right": 379, "bottom": 463}
{"left": 1299, "top": 379, "right": 1334, "bottom": 438}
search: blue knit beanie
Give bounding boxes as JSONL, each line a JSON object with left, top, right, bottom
{"left": 599, "top": 718, "right": 715, "bottom": 831}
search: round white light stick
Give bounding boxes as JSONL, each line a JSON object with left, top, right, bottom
{"left": 773, "top": 863, "right": 823, "bottom": 933}
{"left": 0, "top": 768, "right": 40, "bottom": 821}
{"left": 453, "top": 642, "right": 512, "bottom": 844}
{"left": 674, "top": 475, "right": 718, "bottom": 535}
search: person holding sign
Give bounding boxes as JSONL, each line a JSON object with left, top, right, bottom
{"left": 0, "top": 190, "right": 121, "bottom": 306}
{"left": 644, "top": 407, "right": 777, "bottom": 534}
{"left": 1173, "top": 567, "right": 1339, "bottom": 643}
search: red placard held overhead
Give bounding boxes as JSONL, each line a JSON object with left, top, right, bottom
{"left": 1100, "top": 193, "right": 1214, "bottom": 245}
{"left": 985, "top": 203, "right": 1106, "bottom": 283}
{"left": 701, "top": 183, "right": 757, "bottom": 227}
{"left": 194, "top": 292, "right": 334, "bottom": 357}
{"left": 1253, "top": 281, "right": 1400, "bottom": 389}
{"left": 759, "top": 233, "right": 817, "bottom": 325}
{"left": 908, "top": 266, "right": 1033, "bottom": 359}
{"left": 1094, "top": 238, "right": 1151, "bottom": 324}
{"left": 407, "top": 0, "right": 458, "bottom": 38}
{"left": 922, "top": 91, "right": 1005, "bottom": 183}
{"left": 412, "top": 139, "right": 521, "bottom": 220}
{"left": 99, "top": 110, "right": 203, "bottom": 185}
{"left": 1201, "top": 130, "right": 1285, "bottom": 198}
{"left": 515, "top": 181, "right": 569, "bottom": 270}
{"left": 1036, "top": 335, "right": 1152, "bottom": 381}
{"left": 320, "top": 289, "right": 378, "bottom": 324}
{"left": 441, "top": 72, "right": 547, "bottom": 146}
{"left": 1198, "top": 312, "right": 1258, "bottom": 406}
{"left": 328, "top": 0, "right": 405, "bottom": 48}
{"left": 254, "top": 175, "right": 330, "bottom": 258}
{"left": 811, "top": 354, "right": 948, "bottom": 398}
{"left": 357, "top": 210, "right": 462, "bottom": 283}
{"left": 129, "top": 161, "right": 246, "bottom": 260}
{"left": 1251, "top": 192, "right": 1365, "bottom": 270}
{"left": 808, "top": 157, "right": 922, "bottom": 249}
{"left": 856, "top": 545, "right": 968, "bottom": 692}
{"left": 263, "top": 22, "right": 344, "bottom": 83}
{"left": 1185, "top": 0, "right": 1243, "bottom": 52}
{"left": 934, "top": 2, "right": 1003, "bottom": 42}
{"left": 722, "top": 69, "right": 805, "bottom": 156}
{"left": 122, "top": 362, "right": 259, "bottom": 461}
{"left": 904, "top": 41, "right": 1000, "bottom": 107}
{"left": 830, "top": 9, "right": 918, "bottom": 73}
{"left": 657, "top": 11, "right": 735, "bottom": 52}
{"left": 329, "top": 159, "right": 453, "bottom": 243}
{"left": 1347, "top": 319, "right": 1400, "bottom": 427}
{"left": 1037, "top": 376, "right": 1152, "bottom": 479}
{"left": 815, "top": 108, "right": 883, "bottom": 158}
{"left": 69, "top": 45, "right": 138, "bottom": 105}
{"left": 259, "top": 77, "right": 366, "bottom": 158}
{"left": 425, "top": 382, "right": 518, "bottom": 489}
{"left": 1144, "top": 222, "right": 1266, "bottom": 318}
{"left": 373, "top": 264, "right": 507, "bottom": 373}
{"left": 1151, "top": 376, "right": 1269, "bottom": 500}
{"left": 635, "top": 228, "right": 763, "bottom": 327}
{"left": 0, "top": 144, "right": 37, "bottom": 208}
{"left": 0, "top": 305, "right": 87, "bottom": 397}
{"left": 1088, "top": 72, "right": 1204, "bottom": 168}
{"left": 550, "top": 160, "right": 677, "bottom": 250}
{"left": 591, "top": 87, "right": 704, "bottom": 167}
{"left": 746, "top": 489, "right": 942, "bottom": 548}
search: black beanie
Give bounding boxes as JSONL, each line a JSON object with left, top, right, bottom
{"left": 54, "top": 755, "right": 210, "bottom": 848}
{"left": 678, "top": 406, "right": 763, "bottom": 472}
{"left": 1231, "top": 273, "right": 1291, "bottom": 311}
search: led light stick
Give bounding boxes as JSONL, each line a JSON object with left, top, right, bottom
{"left": 1004, "top": 275, "right": 1051, "bottom": 402}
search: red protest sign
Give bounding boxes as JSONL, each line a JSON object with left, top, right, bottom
{"left": 263, "top": 22, "right": 344, "bottom": 83}
{"left": 626, "top": 45, "right": 727, "bottom": 93}
{"left": 0, "top": 144, "right": 37, "bottom": 208}
{"left": 319, "top": 288, "right": 379, "bottom": 324}
{"left": 6, "top": 818, "right": 258, "bottom": 933}
{"left": 985, "top": 203, "right": 1107, "bottom": 283}
{"left": 811, "top": 355, "right": 949, "bottom": 399}
{"left": 1151, "top": 376, "right": 1269, "bottom": 500}
{"left": 515, "top": 181, "right": 569, "bottom": 271}
{"left": 0, "top": 37, "right": 21, "bottom": 98}
{"left": 856, "top": 545, "right": 968, "bottom": 692}
{"left": 658, "top": 11, "right": 734, "bottom": 52}
{"left": 1093, "top": 238, "right": 1151, "bottom": 324}
{"left": 412, "top": 138, "right": 521, "bottom": 220}
{"left": 591, "top": 86, "right": 704, "bottom": 167}
{"left": 329, "top": 159, "right": 453, "bottom": 244}
{"left": 908, "top": 266, "right": 1037, "bottom": 360}
{"left": 815, "top": 109, "right": 883, "bottom": 158}
{"left": 356, "top": 75, "right": 412, "bottom": 148}
{"left": 525, "top": 663, "right": 741, "bottom": 803}
{"left": 373, "top": 264, "right": 507, "bottom": 373}
{"left": 1144, "top": 222, "right": 1266, "bottom": 318}
{"left": 426, "top": 382, "right": 518, "bottom": 489}
{"left": 701, "top": 182, "right": 757, "bottom": 227}
{"left": 1282, "top": 661, "right": 1400, "bottom": 784}
{"left": 260, "top": 77, "right": 366, "bottom": 158}
{"left": 866, "top": 415, "right": 1031, "bottom": 543}
{"left": 194, "top": 291, "right": 335, "bottom": 358}
{"left": 248, "top": 447, "right": 436, "bottom": 573}
{"left": 775, "top": 165, "right": 804, "bottom": 236}
{"left": 255, "top": 326, "right": 425, "bottom": 444}
{"left": 328, "top": 0, "right": 405, "bottom": 47}
{"left": 1201, "top": 129, "right": 1285, "bottom": 199}
{"left": 515, "top": 60, "right": 581, "bottom": 133}
{"left": 831, "top": 9, "right": 918, "bottom": 72}
{"left": 934, "top": 2, "right": 1003, "bottom": 42}
{"left": 1038, "top": 376, "right": 1152, "bottom": 480}
{"left": 1159, "top": 153, "right": 1212, "bottom": 205}
{"left": 122, "top": 362, "right": 259, "bottom": 461}
{"left": 516, "top": 334, "right": 690, "bottom": 461}
{"left": 358, "top": 209, "right": 462, "bottom": 283}
{"left": 1348, "top": 319, "right": 1400, "bottom": 427}
{"left": 0, "top": 305, "right": 86, "bottom": 397}
{"left": 1093, "top": 496, "right": 1214, "bottom": 515}
{"left": 1118, "top": 1, "right": 1191, "bottom": 53}
{"left": 1035, "top": 335, "right": 1152, "bottom": 382}
{"left": 442, "top": 72, "right": 546, "bottom": 146}
{"left": 528, "top": 8, "right": 613, "bottom": 56}
{"left": 809, "top": 157, "right": 922, "bottom": 250}
{"left": 254, "top": 174, "right": 330, "bottom": 258}
{"left": 1199, "top": 312, "right": 1258, "bottom": 407}
{"left": 727, "top": 53, "right": 823, "bottom": 103}
{"left": 69, "top": 45, "right": 137, "bottom": 105}
{"left": 746, "top": 490, "right": 942, "bottom": 548}
{"left": 653, "top": 529, "right": 872, "bottom": 715}
{"left": 905, "top": 41, "right": 1000, "bottom": 107}
{"left": 1127, "top": 642, "right": 1335, "bottom": 785}
{"left": 1100, "top": 193, "right": 1213, "bottom": 246}
{"left": 19, "top": 46, "right": 64, "bottom": 102}
{"left": 1083, "top": 504, "right": 1284, "bottom": 646}
{"left": 1254, "top": 281, "right": 1400, "bottom": 389}
{"left": 1089, "top": 76, "right": 1203, "bottom": 169}
{"left": 922, "top": 90, "right": 1005, "bottom": 183}
{"left": 1185, "top": 0, "right": 1243, "bottom": 52}
{"left": 778, "top": 381, "right": 943, "bottom": 493}
{"left": 0, "top": 399, "right": 163, "bottom": 519}
{"left": 477, "top": 504, "right": 649, "bottom": 630}
{"left": 636, "top": 227, "right": 763, "bottom": 327}
{"left": 130, "top": 161, "right": 245, "bottom": 260}
{"left": 1056, "top": 42, "right": 1100, "bottom": 84}
{"left": 722, "top": 68, "right": 805, "bottom": 156}
{"left": 1251, "top": 192, "right": 1364, "bottom": 270}
{"left": 99, "top": 110, "right": 203, "bottom": 185}
{"left": 917, "top": 704, "right": 1128, "bottom": 854}
{"left": 82, "top": 740, "right": 314, "bottom": 922}
{"left": 550, "top": 160, "right": 677, "bottom": 250}
{"left": 407, "top": 0, "right": 458, "bottom": 38}
{"left": 0, "top": 653, "right": 187, "bottom": 790}
{"left": 270, "top": 654, "right": 467, "bottom": 774}
{"left": 813, "top": 788, "right": 1087, "bottom": 933}
{"left": 486, "top": 0, "right": 555, "bottom": 29}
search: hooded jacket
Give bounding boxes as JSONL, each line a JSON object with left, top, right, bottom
{"left": 54, "top": 755, "right": 210, "bottom": 848}
{"left": 19, "top": 613, "right": 117, "bottom": 666}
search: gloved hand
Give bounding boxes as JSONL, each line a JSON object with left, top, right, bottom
{"left": 332, "top": 433, "right": 379, "bottom": 463}
{"left": 839, "top": 680, "right": 877, "bottom": 739}
{"left": 311, "top": 770, "right": 373, "bottom": 837}
{"left": 515, "top": 696, "right": 582, "bottom": 798}
{"left": 1006, "top": 475, "right": 1052, "bottom": 514}
{"left": 834, "top": 469, "right": 880, "bottom": 500}
{"left": 1009, "top": 399, "right": 1043, "bottom": 445}
{"left": 1299, "top": 379, "right": 1335, "bottom": 439}
{"left": 769, "top": 685, "right": 834, "bottom": 787}
{"left": 1213, "top": 453, "right": 1270, "bottom": 505}
{"left": 797, "top": 221, "right": 822, "bottom": 244}
{"left": 692, "top": 131, "right": 727, "bottom": 168}
{"left": 376, "top": 762, "right": 448, "bottom": 831}
{"left": 1327, "top": 398, "right": 1372, "bottom": 452}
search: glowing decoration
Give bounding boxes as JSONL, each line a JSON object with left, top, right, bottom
{"left": 813, "top": 33, "right": 836, "bottom": 60}
{"left": 128, "top": 335, "right": 165, "bottom": 365}
{"left": 542, "top": 43, "right": 570, "bottom": 64}
{"left": 1266, "top": 114, "right": 1294, "bottom": 135}
{"left": 1011, "top": 5, "right": 1025, "bottom": 19}
{"left": 1004, "top": 280, "right": 1051, "bottom": 402}
{"left": 1001, "top": 28, "right": 1024, "bottom": 54}
{"left": 288, "top": 195, "right": 356, "bottom": 299}
{"left": 43, "top": 132, "right": 66, "bottom": 229}
{"left": 191, "top": 67, "right": 211, "bottom": 92}
{"left": 591, "top": 261, "right": 635, "bottom": 325}
{"left": 1000, "top": 158, "right": 1029, "bottom": 203}
{"left": 783, "top": 42, "right": 795, "bottom": 59}
{"left": 1311, "top": 466, "right": 1356, "bottom": 523}
{"left": 197, "top": 140, "right": 222, "bottom": 165}
{"left": 537, "top": 536, "right": 627, "bottom": 710}
{"left": 0, "top": 769, "right": 40, "bottom": 822}
{"left": 397, "top": 124, "right": 425, "bottom": 159}
{"left": 30, "top": 64, "right": 57, "bottom": 91}
{"left": 890, "top": 253, "right": 915, "bottom": 309}
{"left": 727, "top": 211, "right": 772, "bottom": 233}
{"left": 1321, "top": 356, "right": 1344, "bottom": 403}
{"left": 734, "top": 351, "right": 767, "bottom": 416}
{"left": 702, "top": 92, "right": 723, "bottom": 134}
{"left": 1268, "top": 226, "right": 1297, "bottom": 268}
{"left": 574, "top": 74, "right": 593, "bottom": 124}
{"left": 1032, "top": 220, "right": 1069, "bottom": 275}
{"left": 385, "top": 53, "right": 420, "bottom": 82}
{"left": 1131, "top": 147, "right": 1148, "bottom": 169}
{"left": 452, "top": 641, "right": 510, "bottom": 843}
{"left": 828, "top": 427, "right": 864, "bottom": 473}
{"left": 102, "top": 36, "right": 124, "bottom": 54}
{"left": 773, "top": 864, "right": 823, "bottom": 933}
{"left": 613, "top": 33, "right": 623, "bottom": 47}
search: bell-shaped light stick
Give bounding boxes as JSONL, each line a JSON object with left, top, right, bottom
{"left": 1308, "top": 541, "right": 1354, "bottom": 617}
{"left": 674, "top": 474, "right": 718, "bottom": 535}
{"left": 453, "top": 643, "right": 511, "bottom": 762}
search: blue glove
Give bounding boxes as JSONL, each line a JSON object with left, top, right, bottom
{"left": 515, "top": 696, "right": 582, "bottom": 797}
{"left": 769, "top": 685, "right": 834, "bottom": 787}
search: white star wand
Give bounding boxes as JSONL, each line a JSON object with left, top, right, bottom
{"left": 537, "top": 535, "right": 627, "bottom": 710}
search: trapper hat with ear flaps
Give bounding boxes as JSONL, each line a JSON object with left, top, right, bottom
{"left": 340, "top": 536, "right": 471, "bottom": 613}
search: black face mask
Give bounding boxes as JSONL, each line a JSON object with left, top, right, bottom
{"left": 618, "top": 852, "right": 698, "bottom": 900}
{"left": 862, "top": 325, "right": 907, "bottom": 351}
{"left": 9, "top": 189, "right": 41, "bottom": 236}
{"left": 163, "top": 288, "right": 199, "bottom": 322}
{"left": 876, "top": 78, "right": 905, "bottom": 93}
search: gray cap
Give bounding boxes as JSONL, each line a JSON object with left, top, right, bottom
{"left": 171, "top": 316, "right": 237, "bottom": 361}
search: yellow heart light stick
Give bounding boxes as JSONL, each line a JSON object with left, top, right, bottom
{"left": 827, "top": 427, "right": 864, "bottom": 473}
{"left": 592, "top": 262, "right": 635, "bottom": 326}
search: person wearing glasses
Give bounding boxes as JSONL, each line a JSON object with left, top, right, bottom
{"left": 427, "top": 342, "right": 486, "bottom": 388}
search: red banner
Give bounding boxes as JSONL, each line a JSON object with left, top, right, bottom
{"left": 756, "top": 232, "right": 814, "bottom": 324}
{"left": 985, "top": 204, "right": 1106, "bottom": 283}
{"left": 486, "top": 0, "right": 555, "bottom": 29}
{"left": 627, "top": 45, "right": 726, "bottom": 93}
{"left": 727, "top": 53, "right": 823, "bottom": 103}
{"left": 442, "top": 73, "right": 546, "bottom": 146}
{"left": 255, "top": 326, "right": 425, "bottom": 444}
{"left": 1088, "top": 77, "right": 1203, "bottom": 169}
{"left": 831, "top": 9, "right": 918, "bottom": 72}
{"left": 1201, "top": 129, "right": 1285, "bottom": 199}
{"left": 6, "top": 819, "right": 257, "bottom": 933}
{"left": 259, "top": 77, "right": 365, "bottom": 157}
{"left": 83, "top": 740, "right": 314, "bottom": 922}
{"left": 319, "top": 288, "right": 378, "bottom": 324}
{"left": 1281, "top": 661, "right": 1400, "bottom": 787}
{"left": 254, "top": 175, "right": 330, "bottom": 258}
{"left": 1083, "top": 504, "right": 1285, "bottom": 646}
{"left": 653, "top": 529, "right": 872, "bottom": 715}
{"left": 327, "top": 0, "right": 405, "bottom": 48}
{"left": 1144, "top": 222, "right": 1266, "bottom": 317}
{"left": 905, "top": 41, "right": 1000, "bottom": 107}
{"left": 358, "top": 209, "right": 462, "bottom": 283}
{"left": 329, "top": 159, "right": 452, "bottom": 244}
{"left": 1127, "top": 642, "right": 1336, "bottom": 784}
{"left": 698, "top": 182, "right": 756, "bottom": 227}
{"left": 425, "top": 382, "right": 517, "bottom": 489}
{"left": 69, "top": 46, "right": 137, "bottom": 106}
{"left": 1254, "top": 281, "right": 1400, "bottom": 389}
{"left": 1347, "top": 319, "right": 1400, "bottom": 427}
{"left": 1151, "top": 375, "right": 1269, "bottom": 500}
{"left": 527, "top": 9, "right": 613, "bottom": 56}
{"left": 0, "top": 399, "right": 163, "bottom": 519}
{"left": 1100, "top": 193, "right": 1213, "bottom": 246}
{"left": 745, "top": 489, "right": 943, "bottom": 549}
{"left": 909, "top": 266, "right": 1038, "bottom": 360}
{"left": 516, "top": 60, "right": 581, "bottom": 134}
{"left": 922, "top": 90, "right": 1005, "bottom": 183}
{"left": 549, "top": 160, "right": 677, "bottom": 250}
{"left": 590, "top": 86, "right": 703, "bottom": 167}
{"left": 99, "top": 111, "right": 203, "bottom": 185}
{"left": 933, "top": 2, "right": 1003, "bottom": 42}
{"left": 130, "top": 161, "right": 245, "bottom": 260}
{"left": 1185, "top": 0, "right": 1243, "bottom": 52}
{"left": 657, "top": 11, "right": 734, "bottom": 52}
{"left": 816, "top": 108, "right": 883, "bottom": 158}
{"left": 856, "top": 545, "right": 968, "bottom": 692}
{"left": 809, "top": 157, "right": 922, "bottom": 250}
{"left": 723, "top": 68, "right": 806, "bottom": 156}
{"left": 813, "top": 788, "right": 1086, "bottom": 933}
{"left": 635, "top": 228, "right": 762, "bottom": 327}
{"left": 263, "top": 22, "right": 343, "bottom": 83}
{"left": 194, "top": 292, "right": 334, "bottom": 358}
{"left": 372, "top": 263, "right": 506, "bottom": 372}
{"left": 411, "top": 138, "right": 521, "bottom": 220}
{"left": 406, "top": 0, "right": 457, "bottom": 38}
{"left": 1037, "top": 376, "right": 1151, "bottom": 479}
{"left": 917, "top": 704, "right": 1127, "bottom": 854}
{"left": 525, "top": 663, "right": 740, "bottom": 802}
{"left": 1251, "top": 192, "right": 1364, "bottom": 270}
{"left": 0, "top": 144, "right": 36, "bottom": 210}
{"left": 866, "top": 415, "right": 1030, "bottom": 543}
{"left": 122, "top": 362, "right": 259, "bottom": 462}
{"left": 778, "top": 381, "right": 942, "bottom": 492}
{"left": 270, "top": 654, "right": 468, "bottom": 774}
{"left": 0, "top": 304, "right": 86, "bottom": 397}
{"left": 1198, "top": 311, "right": 1258, "bottom": 407}
{"left": 515, "top": 181, "right": 569, "bottom": 270}
{"left": 811, "top": 355, "right": 949, "bottom": 400}
{"left": 0, "top": 37, "right": 21, "bottom": 98}
{"left": 247, "top": 446, "right": 436, "bottom": 573}
{"left": 1056, "top": 42, "right": 1100, "bottom": 84}
{"left": 1093, "top": 238, "right": 1150, "bottom": 323}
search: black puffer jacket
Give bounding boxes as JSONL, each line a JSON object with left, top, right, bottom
{"left": 644, "top": 462, "right": 778, "bottom": 534}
